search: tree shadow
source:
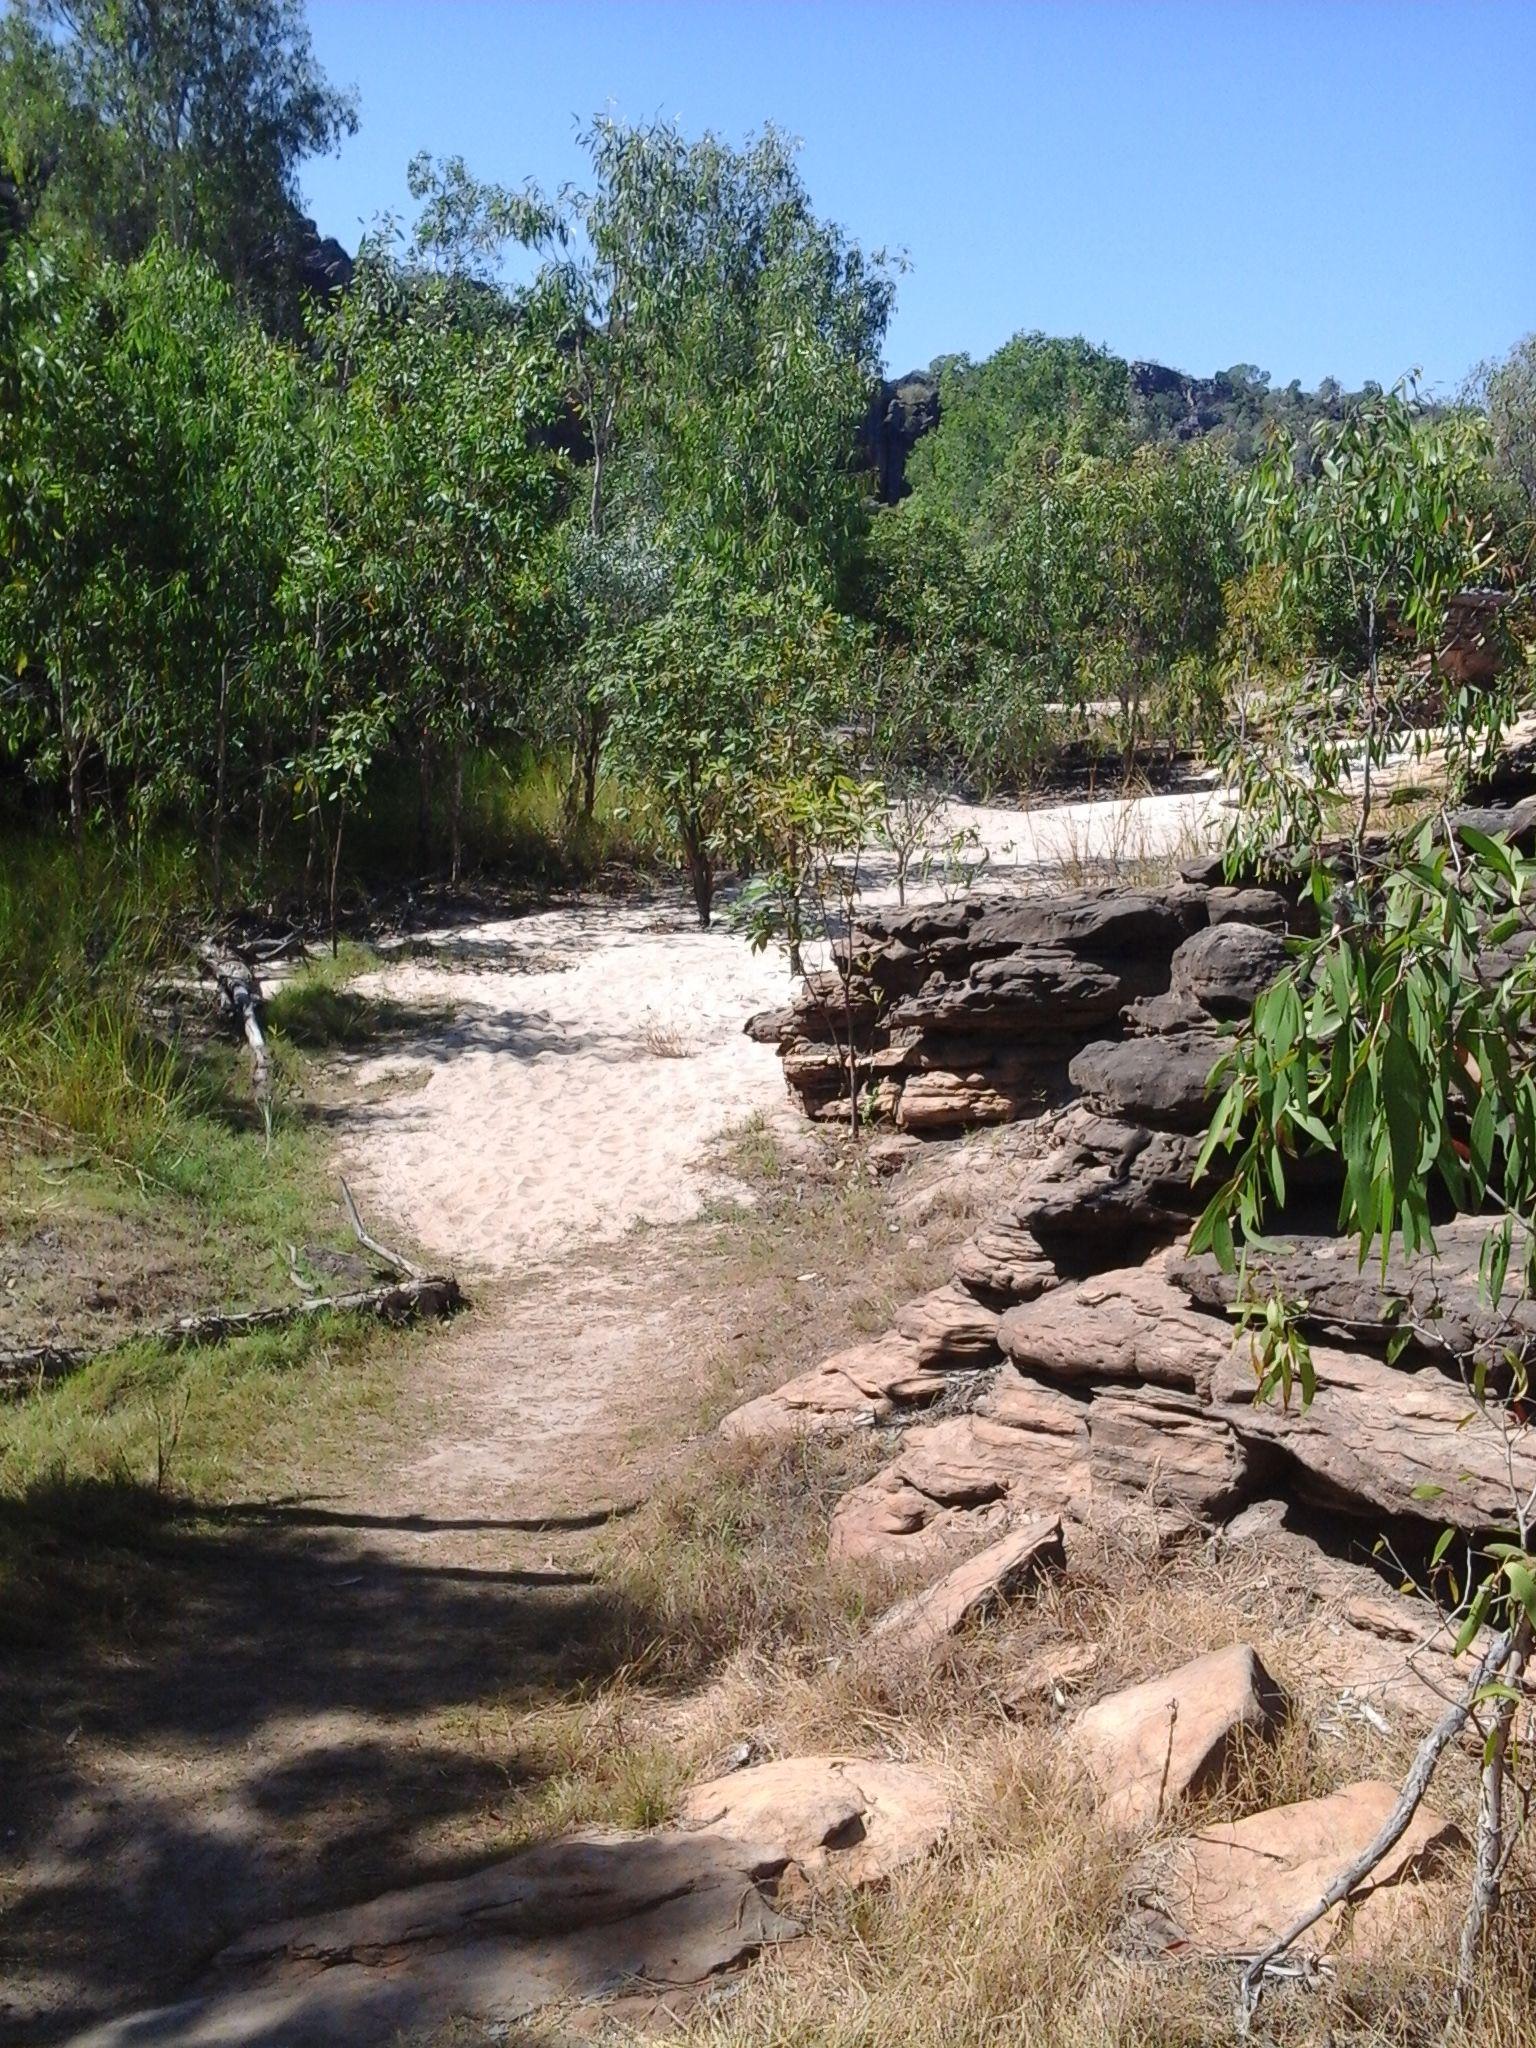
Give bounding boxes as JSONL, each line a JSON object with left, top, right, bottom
{"left": 0, "top": 1476, "right": 659, "bottom": 2046}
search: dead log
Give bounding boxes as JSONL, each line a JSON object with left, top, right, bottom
{"left": 0, "top": 1271, "right": 464, "bottom": 1398}
{"left": 0, "top": 1182, "right": 460, "bottom": 1398}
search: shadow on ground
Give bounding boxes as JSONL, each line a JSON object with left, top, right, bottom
{"left": 0, "top": 1477, "right": 656, "bottom": 2046}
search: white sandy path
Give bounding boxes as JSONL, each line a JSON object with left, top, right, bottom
{"left": 340, "top": 897, "right": 793, "bottom": 1273}
{"left": 339, "top": 788, "right": 1225, "bottom": 1274}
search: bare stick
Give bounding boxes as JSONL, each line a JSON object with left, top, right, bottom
{"left": 1448, "top": 1611, "right": 1534, "bottom": 2035}
{"left": 340, "top": 1176, "right": 423, "bottom": 1280}
{"left": 1238, "top": 1626, "right": 1518, "bottom": 2031}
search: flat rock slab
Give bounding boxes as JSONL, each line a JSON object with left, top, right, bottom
{"left": 69, "top": 1757, "right": 952, "bottom": 2048}
{"left": 677, "top": 1756, "right": 952, "bottom": 1890}
{"left": 67, "top": 1831, "right": 801, "bottom": 2048}
{"left": 720, "top": 1335, "right": 944, "bottom": 1442}
{"left": 1175, "top": 1217, "right": 1536, "bottom": 1371}
{"left": 872, "top": 1516, "right": 1065, "bottom": 1655}
{"left": 1213, "top": 1339, "right": 1536, "bottom": 1529}
{"left": 1075, "top": 1644, "right": 1287, "bottom": 1831}
{"left": 1142, "top": 1780, "right": 1463, "bottom": 1959}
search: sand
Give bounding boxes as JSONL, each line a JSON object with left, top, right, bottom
{"left": 339, "top": 788, "right": 1225, "bottom": 1274}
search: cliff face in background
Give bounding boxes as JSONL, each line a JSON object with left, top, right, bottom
{"left": 861, "top": 371, "right": 942, "bottom": 502}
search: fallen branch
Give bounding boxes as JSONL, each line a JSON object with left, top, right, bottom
{"left": 0, "top": 1271, "right": 464, "bottom": 1398}
{"left": 1237, "top": 1624, "right": 1519, "bottom": 2031}
{"left": 197, "top": 946, "right": 272, "bottom": 1106}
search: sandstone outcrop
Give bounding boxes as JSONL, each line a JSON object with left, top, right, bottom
{"left": 750, "top": 884, "right": 1228, "bottom": 1133}
{"left": 829, "top": 1362, "right": 1246, "bottom": 1565}
{"left": 1074, "top": 1644, "right": 1287, "bottom": 1831}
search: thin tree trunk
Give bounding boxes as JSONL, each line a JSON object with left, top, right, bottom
{"left": 256, "top": 723, "right": 272, "bottom": 873}
{"left": 211, "top": 657, "right": 230, "bottom": 906}
{"left": 680, "top": 818, "right": 713, "bottom": 928}
{"left": 417, "top": 733, "right": 434, "bottom": 873}
{"left": 1360, "top": 596, "right": 1378, "bottom": 858}
{"left": 581, "top": 710, "right": 602, "bottom": 823}
{"left": 328, "top": 797, "right": 346, "bottom": 957}
{"left": 449, "top": 742, "right": 465, "bottom": 889}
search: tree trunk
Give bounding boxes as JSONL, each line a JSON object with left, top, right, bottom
{"left": 449, "top": 743, "right": 465, "bottom": 889}
{"left": 328, "top": 798, "right": 346, "bottom": 957}
{"left": 256, "top": 724, "right": 272, "bottom": 873}
{"left": 1449, "top": 1609, "right": 1534, "bottom": 2033}
{"left": 417, "top": 734, "right": 434, "bottom": 872}
{"left": 211, "top": 657, "right": 230, "bottom": 907}
{"left": 680, "top": 820, "right": 713, "bottom": 929}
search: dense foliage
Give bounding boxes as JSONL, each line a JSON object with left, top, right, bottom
{"left": 1, "top": 0, "right": 1531, "bottom": 917}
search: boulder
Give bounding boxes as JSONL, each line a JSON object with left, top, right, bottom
{"left": 1074, "top": 1645, "right": 1287, "bottom": 1831}
{"left": 997, "top": 1263, "right": 1231, "bottom": 1394}
{"left": 1169, "top": 921, "right": 1287, "bottom": 1020}
{"left": 951, "top": 1217, "right": 1059, "bottom": 1306}
{"left": 872, "top": 1517, "right": 1066, "bottom": 1655}
{"left": 1068, "top": 1032, "right": 1222, "bottom": 1132}
{"left": 1142, "top": 1781, "right": 1462, "bottom": 1959}
{"left": 676, "top": 1756, "right": 951, "bottom": 1891}
{"left": 1174, "top": 1218, "right": 1536, "bottom": 1372}
{"left": 895, "top": 1282, "right": 1003, "bottom": 1365}
{"left": 1206, "top": 886, "right": 1289, "bottom": 931}
{"left": 1212, "top": 1339, "right": 1536, "bottom": 1529}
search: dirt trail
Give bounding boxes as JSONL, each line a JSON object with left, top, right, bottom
{"left": 3, "top": 797, "right": 1222, "bottom": 2043}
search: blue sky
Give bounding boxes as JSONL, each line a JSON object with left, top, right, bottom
{"left": 302, "top": 0, "right": 1534, "bottom": 395}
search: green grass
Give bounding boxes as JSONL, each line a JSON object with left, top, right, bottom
{"left": 0, "top": 832, "right": 421, "bottom": 1635}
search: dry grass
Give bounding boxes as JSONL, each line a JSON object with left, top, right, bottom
{"left": 463, "top": 1125, "right": 1536, "bottom": 2048}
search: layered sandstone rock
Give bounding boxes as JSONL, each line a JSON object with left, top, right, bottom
{"left": 750, "top": 884, "right": 1222, "bottom": 1132}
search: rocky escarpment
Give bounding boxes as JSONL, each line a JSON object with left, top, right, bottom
{"left": 749, "top": 876, "right": 1295, "bottom": 1139}
{"left": 735, "top": 854, "right": 1536, "bottom": 1670}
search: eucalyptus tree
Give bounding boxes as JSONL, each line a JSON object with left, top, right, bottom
{"left": 606, "top": 572, "right": 859, "bottom": 927}
{"left": 526, "top": 118, "right": 896, "bottom": 819}
{"left": 284, "top": 245, "right": 564, "bottom": 914}
{"left": 0, "top": 0, "right": 356, "bottom": 316}
{"left": 1226, "top": 382, "right": 1499, "bottom": 866}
